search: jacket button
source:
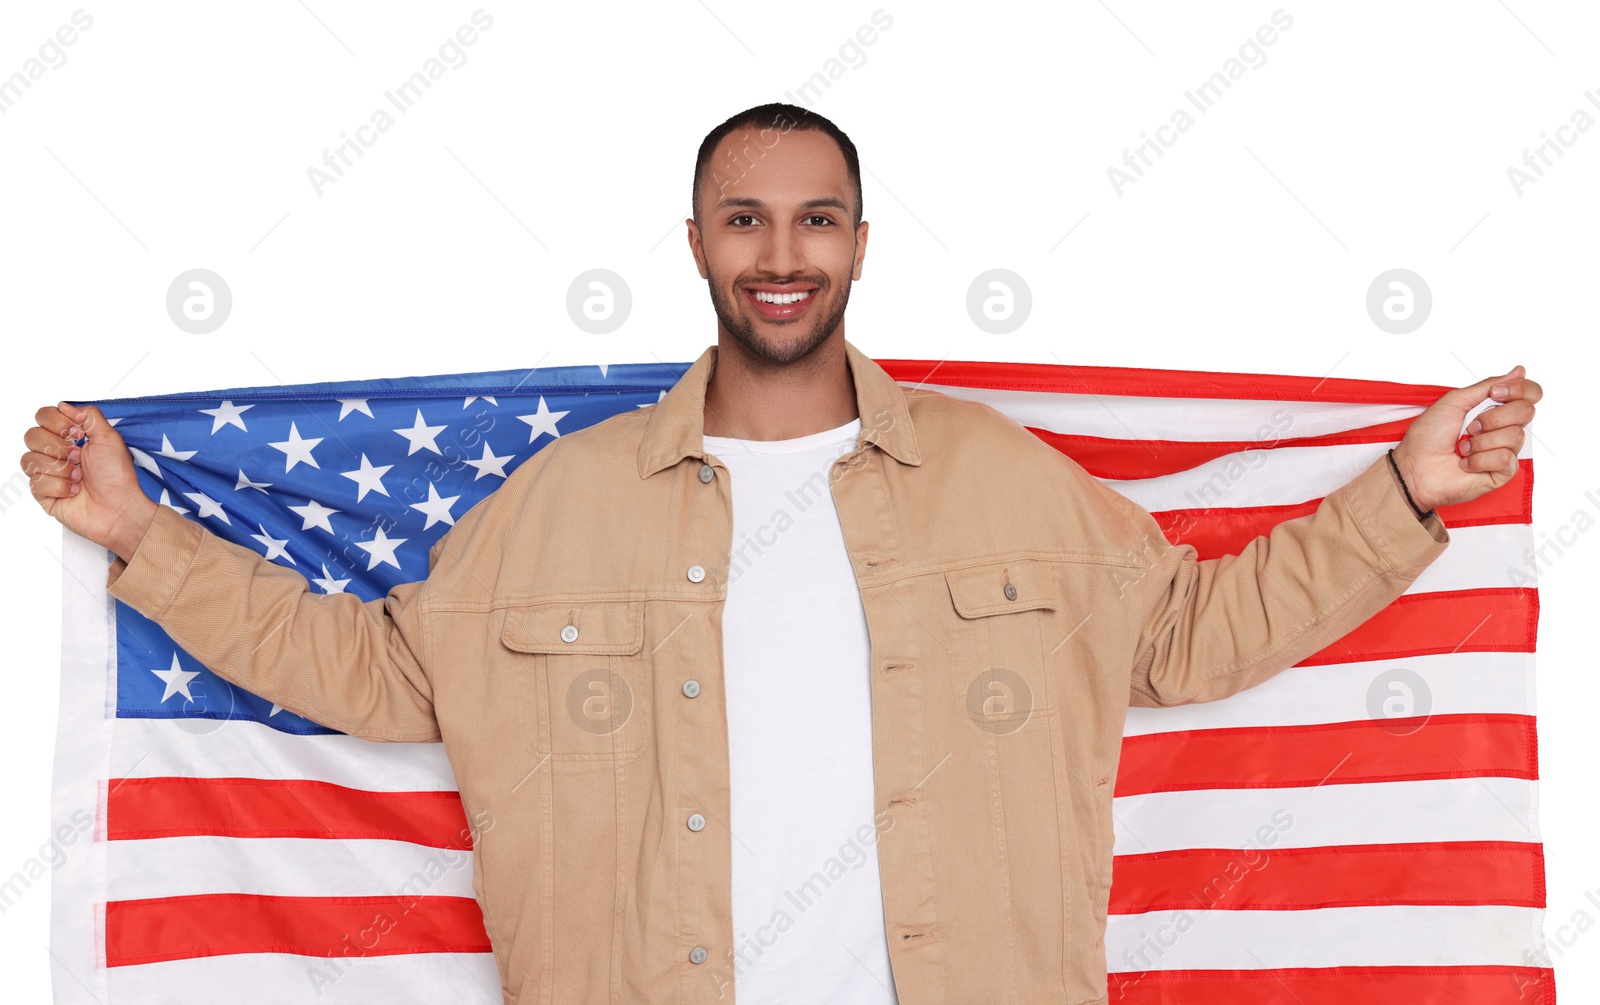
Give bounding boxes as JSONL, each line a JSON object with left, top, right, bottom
{"left": 689, "top": 946, "right": 709, "bottom": 964}
{"left": 687, "top": 813, "right": 706, "bottom": 832}
{"left": 1003, "top": 583, "right": 1018, "bottom": 601}
{"left": 687, "top": 565, "right": 706, "bottom": 583}
{"left": 682, "top": 679, "right": 701, "bottom": 698}
{"left": 698, "top": 463, "right": 714, "bottom": 483}
{"left": 560, "top": 624, "right": 579, "bottom": 643}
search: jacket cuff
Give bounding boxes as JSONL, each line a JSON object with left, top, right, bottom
{"left": 105, "top": 503, "right": 207, "bottom": 620}
{"left": 1339, "top": 453, "right": 1450, "bottom": 580}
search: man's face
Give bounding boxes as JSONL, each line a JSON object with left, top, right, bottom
{"left": 688, "top": 128, "right": 868, "bottom": 365}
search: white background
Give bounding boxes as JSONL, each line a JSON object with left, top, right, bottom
{"left": 1, "top": 0, "right": 1594, "bottom": 999}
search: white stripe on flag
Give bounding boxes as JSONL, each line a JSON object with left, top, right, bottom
{"left": 1403, "top": 523, "right": 1528, "bottom": 595}
{"left": 1112, "top": 777, "right": 1540, "bottom": 854}
{"left": 1120, "top": 651, "right": 1535, "bottom": 735}
{"left": 51, "top": 530, "right": 114, "bottom": 1005}
{"left": 111, "top": 718, "right": 459, "bottom": 790}
{"left": 106, "top": 950, "right": 502, "bottom": 1005}
{"left": 1107, "top": 442, "right": 1391, "bottom": 510}
{"left": 1105, "top": 904, "right": 1543, "bottom": 970}
{"left": 107, "top": 836, "right": 479, "bottom": 901}
{"left": 906, "top": 383, "right": 1425, "bottom": 441}
{"left": 1103, "top": 439, "right": 1532, "bottom": 510}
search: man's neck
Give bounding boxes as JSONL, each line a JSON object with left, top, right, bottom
{"left": 702, "top": 333, "right": 860, "bottom": 441}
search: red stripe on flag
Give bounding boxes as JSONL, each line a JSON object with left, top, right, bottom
{"left": 1155, "top": 499, "right": 1320, "bottom": 560}
{"left": 1105, "top": 966, "right": 1555, "bottom": 1004}
{"left": 1299, "top": 588, "right": 1538, "bottom": 666}
{"left": 1034, "top": 419, "right": 1416, "bottom": 480}
{"left": 878, "top": 359, "right": 1452, "bottom": 405}
{"left": 1109, "top": 841, "right": 1545, "bottom": 913}
{"left": 1438, "top": 458, "right": 1534, "bottom": 529}
{"left": 1114, "top": 714, "right": 1538, "bottom": 797}
{"left": 1151, "top": 462, "right": 1532, "bottom": 559}
{"left": 107, "top": 777, "right": 473, "bottom": 849}
{"left": 104, "top": 893, "right": 491, "bottom": 967}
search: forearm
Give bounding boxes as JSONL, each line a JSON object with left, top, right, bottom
{"left": 1130, "top": 453, "right": 1450, "bottom": 707}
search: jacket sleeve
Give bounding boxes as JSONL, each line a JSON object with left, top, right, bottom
{"left": 105, "top": 503, "right": 442, "bottom": 741}
{"left": 1125, "top": 453, "right": 1451, "bottom": 707}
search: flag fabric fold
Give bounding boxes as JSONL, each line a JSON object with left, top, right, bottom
{"left": 48, "top": 357, "right": 1550, "bottom": 1003}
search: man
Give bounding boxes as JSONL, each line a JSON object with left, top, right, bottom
{"left": 21, "top": 103, "right": 1540, "bottom": 1004}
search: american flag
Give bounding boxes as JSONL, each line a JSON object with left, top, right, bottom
{"left": 49, "top": 357, "right": 1549, "bottom": 1004}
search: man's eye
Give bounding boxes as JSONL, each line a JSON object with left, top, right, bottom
{"left": 805, "top": 215, "right": 834, "bottom": 226}
{"left": 730, "top": 214, "right": 757, "bottom": 227}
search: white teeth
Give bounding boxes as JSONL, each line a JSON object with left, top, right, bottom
{"left": 752, "top": 290, "right": 812, "bottom": 305}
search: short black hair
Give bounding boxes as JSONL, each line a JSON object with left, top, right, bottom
{"left": 692, "top": 102, "right": 863, "bottom": 228}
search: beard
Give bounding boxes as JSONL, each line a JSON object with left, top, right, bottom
{"left": 706, "top": 271, "right": 852, "bottom": 366}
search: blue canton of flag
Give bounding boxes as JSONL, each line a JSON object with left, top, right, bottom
{"left": 103, "top": 361, "right": 688, "bottom": 735}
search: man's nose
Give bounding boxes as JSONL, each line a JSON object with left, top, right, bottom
{"left": 755, "top": 225, "right": 802, "bottom": 279}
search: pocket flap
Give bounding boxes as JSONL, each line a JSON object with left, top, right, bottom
{"left": 945, "top": 564, "right": 1058, "bottom": 619}
{"left": 501, "top": 600, "right": 646, "bottom": 655}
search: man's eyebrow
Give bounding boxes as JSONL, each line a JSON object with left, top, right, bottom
{"left": 713, "top": 196, "right": 851, "bottom": 213}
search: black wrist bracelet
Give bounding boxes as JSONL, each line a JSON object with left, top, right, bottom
{"left": 1387, "top": 448, "right": 1434, "bottom": 520}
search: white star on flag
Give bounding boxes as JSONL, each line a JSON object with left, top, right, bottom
{"left": 337, "top": 399, "right": 373, "bottom": 420}
{"left": 463, "top": 441, "right": 513, "bottom": 480}
{"left": 150, "top": 653, "right": 201, "bottom": 703}
{"left": 410, "top": 483, "right": 461, "bottom": 529}
{"left": 251, "top": 524, "right": 296, "bottom": 565}
{"left": 517, "top": 398, "right": 570, "bottom": 443}
{"left": 311, "top": 563, "right": 350, "bottom": 594}
{"left": 183, "top": 492, "right": 230, "bottom": 524}
{"left": 235, "top": 469, "right": 272, "bottom": 493}
{"left": 154, "top": 435, "right": 197, "bottom": 462}
{"left": 463, "top": 396, "right": 498, "bottom": 408}
{"left": 288, "top": 499, "right": 340, "bottom": 534}
{"left": 341, "top": 454, "right": 392, "bottom": 502}
{"left": 394, "top": 410, "right": 446, "bottom": 456}
{"left": 129, "top": 447, "right": 162, "bottom": 478}
{"left": 157, "top": 489, "right": 189, "bottom": 516}
{"left": 269, "top": 423, "right": 323, "bottom": 472}
{"left": 199, "top": 400, "right": 253, "bottom": 433}
{"left": 356, "top": 527, "right": 407, "bottom": 571}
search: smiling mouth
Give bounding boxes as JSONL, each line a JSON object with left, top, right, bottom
{"left": 742, "top": 285, "right": 819, "bottom": 320}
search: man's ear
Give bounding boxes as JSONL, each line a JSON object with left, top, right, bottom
{"left": 851, "top": 220, "right": 869, "bottom": 282}
{"left": 686, "top": 218, "right": 709, "bottom": 280}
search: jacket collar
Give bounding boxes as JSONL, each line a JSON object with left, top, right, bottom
{"left": 637, "top": 337, "right": 922, "bottom": 478}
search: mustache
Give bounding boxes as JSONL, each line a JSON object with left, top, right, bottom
{"left": 736, "top": 276, "right": 827, "bottom": 288}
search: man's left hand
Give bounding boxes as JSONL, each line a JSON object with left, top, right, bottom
{"left": 1392, "top": 364, "right": 1542, "bottom": 513}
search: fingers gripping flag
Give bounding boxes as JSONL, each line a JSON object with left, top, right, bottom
{"left": 48, "top": 358, "right": 1549, "bottom": 1003}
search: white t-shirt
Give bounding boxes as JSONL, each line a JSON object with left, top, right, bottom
{"left": 702, "top": 416, "right": 899, "bottom": 1004}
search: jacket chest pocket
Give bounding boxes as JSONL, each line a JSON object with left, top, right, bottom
{"left": 944, "top": 563, "right": 1060, "bottom": 731}
{"left": 500, "top": 599, "right": 652, "bottom": 761}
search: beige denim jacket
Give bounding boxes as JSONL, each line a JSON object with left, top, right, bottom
{"left": 105, "top": 338, "right": 1450, "bottom": 1004}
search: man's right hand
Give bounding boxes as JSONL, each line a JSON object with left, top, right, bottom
{"left": 21, "top": 401, "right": 158, "bottom": 563}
